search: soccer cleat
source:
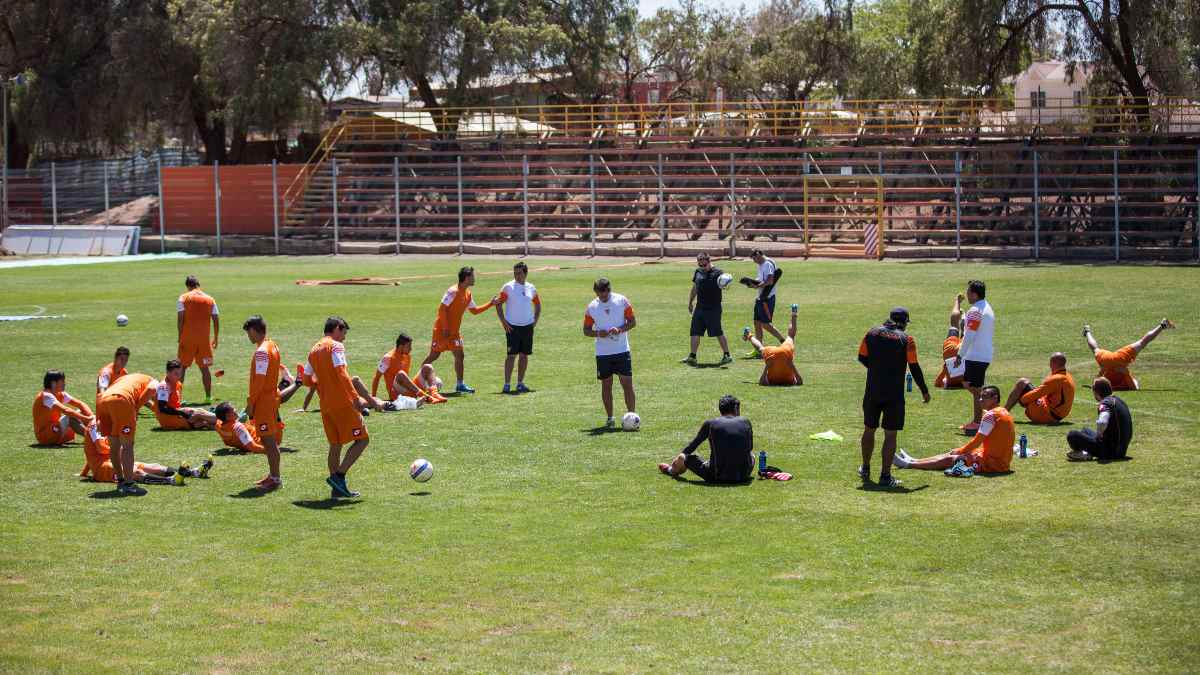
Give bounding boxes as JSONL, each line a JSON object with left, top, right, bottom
{"left": 1161, "top": 318, "right": 1175, "bottom": 329}
{"left": 878, "top": 474, "right": 902, "bottom": 488}
{"left": 657, "top": 462, "right": 675, "bottom": 476}
{"left": 255, "top": 476, "right": 282, "bottom": 492}
{"left": 944, "top": 459, "right": 974, "bottom": 477}
{"left": 238, "top": 410, "right": 249, "bottom": 423}
{"left": 857, "top": 465, "right": 869, "bottom": 481}
{"left": 118, "top": 481, "right": 147, "bottom": 496}
{"left": 198, "top": 456, "right": 214, "bottom": 479}
{"left": 502, "top": 383, "right": 512, "bottom": 394}
{"left": 745, "top": 350, "right": 762, "bottom": 359}
{"left": 718, "top": 354, "right": 733, "bottom": 366}
{"left": 455, "top": 383, "right": 475, "bottom": 394}
{"left": 680, "top": 355, "right": 697, "bottom": 366}
{"left": 383, "top": 401, "right": 398, "bottom": 411}
{"left": 326, "top": 474, "right": 359, "bottom": 498}
{"left": 605, "top": 417, "right": 615, "bottom": 429}
{"left": 1082, "top": 324, "right": 1092, "bottom": 337}
{"left": 790, "top": 303, "right": 798, "bottom": 314}
{"left": 515, "top": 383, "right": 531, "bottom": 394}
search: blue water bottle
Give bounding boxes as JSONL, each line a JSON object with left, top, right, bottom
{"left": 758, "top": 451, "right": 767, "bottom": 477}
{"left": 1019, "top": 434, "right": 1028, "bottom": 458}
{"left": 906, "top": 372, "right": 913, "bottom": 392}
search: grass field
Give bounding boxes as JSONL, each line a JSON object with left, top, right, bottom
{"left": 1, "top": 255, "right": 1197, "bottom": 672}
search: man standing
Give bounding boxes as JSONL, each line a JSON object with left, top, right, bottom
{"left": 893, "top": 385, "right": 1015, "bottom": 476}
{"left": 583, "top": 278, "right": 637, "bottom": 429}
{"left": 244, "top": 314, "right": 284, "bottom": 492}
{"left": 96, "top": 346, "right": 129, "bottom": 410}
{"left": 307, "top": 317, "right": 383, "bottom": 498}
{"left": 857, "top": 307, "right": 930, "bottom": 488}
{"left": 741, "top": 249, "right": 784, "bottom": 357}
{"left": 177, "top": 275, "right": 220, "bottom": 404}
{"left": 1082, "top": 318, "right": 1174, "bottom": 391}
{"left": 495, "top": 262, "right": 541, "bottom": 393}
{"left": 683, "top": 253, "right": 731, "bottom": 366}
{"left": 421, "top": 266, "right": 496, "bottom": 394}
{"left": 657, "top": 395, "right": 754, "bottom": 483}
{"left": 96, "top": 372, "right": 160, "bottom": 495}
{"left": 953, "top": 280, "right": 994, "bottom": 434}
{"left": 1004, "top": 352, "right": 1076, "bottom": 424}
{"left": 1066, "top": 377, "right": 1133, "bottom": 461}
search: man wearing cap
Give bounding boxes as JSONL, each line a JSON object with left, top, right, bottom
{"left": 856, "top": 307, "right": 930, "bottom": 488}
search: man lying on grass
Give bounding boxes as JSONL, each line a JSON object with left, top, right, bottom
{"left": 658, "top": 395, "right": 754, "bottom": 483}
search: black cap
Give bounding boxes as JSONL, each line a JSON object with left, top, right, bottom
{"left": 889, "top": 307, "right": 910, "bottom": 324}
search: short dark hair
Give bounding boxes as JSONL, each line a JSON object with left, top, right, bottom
{"left": 396, "top": 333, "right": 412, "bottom": 347}
{"left": 43, "top": 369, "right": 65, "bottom": 389}
{"left": 324, "top": 316, "right": 349, "bottom": 334}
{"left": 166, "top": 359, "right": 182, "bottom": 372}
{"left": 458, "top": 266, "right": 475, "bottom": 282}
{"left": 185, "top": 275, "right": 199, "bottom": 289}
{"left": 242, "top": 314, "right": 267, "bottom": 333}
{"left": 750, "top": 248, "right": 764, "bottom": 258}
{"left": 718, "top": 394, "right": 740, "bottom": 415}
{"left": 981, "top": 384, "right": 1000, "bottom": 400}
{"left": 967, "top": 279, "right": 986, "bottom": 299}
{"left": 114, "top": 346, "right": 130, "bottom": 359}
{"left": 513, "top": 262, "right": 528, "bottom": 274}
{"left": 1093, "top": 377, "right": 1114, "bottom": 397}
{"left": 213, "top": 402, "right": 236, "bottom": 421}
{"left": 593, "top": 277, "right": 611, "bottom": 293}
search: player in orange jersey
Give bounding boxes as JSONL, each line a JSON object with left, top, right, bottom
{"left": 743, "top": 303, "right": 803, "bottom": 386}
{"left": 153, "top": 360, "right": 217, "bottom": 430}
{"left": 372, "top": 333, "right": 443, "bottom": 409}
{"left": 78, "top": 422, "right": 191, "bottom": 484}
{"left": 96, "top": 373, "right": 161, "bottom": 495}
{"left": 307, "top": 316, "right": 385, "bottom": 498}
{"left": 95, "top": 346, "right": 130, "bottom": 409}
{"left": 1083, "top": 318, "right": 1174, "bottom": 391}
{"left": 420, "top": 266, "right": 496, "bottom": 394}
{"left": 177, "top": 275, "right": 220, "bottom": 403}
{"left": 1004, "top": 352, "right": 1076, "bottom": 423}
{"left": 213, "top": 402, "right": 267, "bottom": 453}
{"left": 242, "top": 314, "right": 303, "bottom": 491}
{"left": 934, "top": 294, "right": 965, "bottom": 389}
{"left": 892, "top": 385, "right": 1016, "bottom": 475}
{"left": 33, "top": 370, "right": 93, "bottom": 445}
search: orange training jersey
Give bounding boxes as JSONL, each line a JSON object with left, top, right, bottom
{"left": 97, "top": 362, "right": 127, "bottom": 393}
{"left": 377, "top": 348, "right": 411, "bottom": 400}
{"left": 307, "top": 336, "right": 358, "bottom": 411}
{"left": 955, "top": 406, "right": 1015, "bottom": 473}
{"left": 81, "top": 424, "right": 112, "bottom": 478}
{"left": 33, "top": 390, "right": 79, "bottom": 434}
{"left": 178, "top": 289, "right": 218, "bottom": 343}
{"left": 216, "top": 419, "right": 265, "bottom": 453}
{"left": 103, "top": 373, "right": 158, "bottom": 407}
{"left": 935, "top": 336, "right": 963, "bottom": 388}
{"left": 1020, "top": 368, "right": 1076, "bottom": 420}
{"left": 762, "top": 342, "right": 797, "bottom": 385}
{"left": 1096, "top": 346, "right": 1138, "bottom": 390}
{"left": 433, "top": 285, "right": 493, "bottom": 336}
{"left": 250, "top": 339, "right": 282, "bottom": 405}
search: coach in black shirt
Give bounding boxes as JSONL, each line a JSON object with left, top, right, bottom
{"left": 1067, "top": 377, "right": 1133, "bottom": 461}
{"left": 684, "top": 253, "right": 732, "bottom": 366}
{"left": 857, "top": 307, "right": 930, "bottom": 487}
{"left": 658, "top": 395, "right": 753, "bottom": 483}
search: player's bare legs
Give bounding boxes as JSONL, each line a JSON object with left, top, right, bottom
{"left": 503, "top": 354, "right": 516, "bottom": 387}
{"left": 261, "top": 435, "right": 282, "bottom": 481}
{"left": 517, "top": 353, "right": 529, "bottom": 385}
{"left": 1082, "top": 324, "right": 1101, "bottom": 354}
{"left": 600, "top": 377, "right": 615, "bottom": 420}
{"left": 618, "top": 374, "right": 635, "bottom": 414}
{"left": 349, "top": 376, "right": 385, "bottom": 410}
{"left": 115, "top": 435, "right": 136, "bottom": 484}
{"left": 1131, "top": 318, "right": 1174, "bottom": 354}
{"left": 278, "top": 377, "right": 304, "bottom": 404}
{"left": 950, "top": 293, "right": 964, "bottom": 331}
{"left": 896, "top": 451, "right": 959, "bottom": 471}
{"left": 755, "top": 318, "right": 785, "bottom": 343}
{"left": 860, "top": 427, "right": 875, "bottom": 478}
{"left": 451, "top": 349, "right": 466, "bottom": 384}
{"left": 337, "top": 439, "right": 369, "bottom": 476}
{"left": 198, "top": 365, "right": 213, "bottom": 400}
{"left": 1005, "top": 377, "right": 1034, "bottom": 410}
{"left": 966, "top": 384, "right": 984, "bottom": 427}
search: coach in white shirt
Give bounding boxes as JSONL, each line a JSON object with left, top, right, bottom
{"left": 495, "top": 261, "right": 541, "bottom": 394}
{"left": 583, "top": 277, "right": 637, "bottom": 429}
{"left": 953, "top": 279, "right": 995, "bottom": 434}
{"left": 747, "top": 249, "right": 786, "bottom": 354}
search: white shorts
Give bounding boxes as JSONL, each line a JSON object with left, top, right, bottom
{"left": 389, "top": 395, "right": 421, "bottom": 411}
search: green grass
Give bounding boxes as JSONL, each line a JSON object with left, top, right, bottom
{"left": 1, "top": 255, "right": 1197, "bottom": 672}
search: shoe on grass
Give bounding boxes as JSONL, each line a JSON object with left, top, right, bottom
{"left": 718, "top": 354, "right": 733, "bottom": 366}
{"left": 515, "top": 383, "right": 531, "bottom": 394}
{"left": 502, "top": 383, "right": 512, "bottom": 394}
{"left": 455, "top": 383, "right": 475, "bottom": 394}
{"left": 680, "top": 355, "right": 697, "bottom": 366}
{"left": 878, "top": 474, "right": 902, "bottom": 488}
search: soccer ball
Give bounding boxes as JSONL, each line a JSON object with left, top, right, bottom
{"left": 410, "top": 458, "right": 434, "bottom": 482}
{"left": 621, "top": 412, "right": 641, "bottom": 431}
{"left": 717, "top": 272, "right": 733, "bottom": 289}
{"left": 116, "top": 314, "right": 129, "bottom": 327}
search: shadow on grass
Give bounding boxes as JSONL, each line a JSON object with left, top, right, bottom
{"left": 229, "top": 487, "right": 269, "bottom": 499}
{"left": 975, "top": 471, "right": 1014, "bottom": 478}
{"left": 691, "top": 362, "right": 730, "bottom": 369}
{"left": 28, "top": 443, "right": 76, "bottom": 449}
{"left": 88, "top": 488, "right": 134, "bottom": 499}
{"left": 856, "top": 482, "right": 930, "bottom": 494}
{"left": 1015, "top": 420, "right": 1073, "bottom": 427}
{"left": 292, "top": 498, "right": 360, "bottom": 510}
{"left": 410, "top": 491, "right": 432, "bottom": 496}
{"left": 148, "top": 427, "right": 207, "bottom": 433}
{"left": 212, "top": 446, "right": 299, "bottom": 457}
{"left": 583, "top": 426, "right": 624, "bottom": 436}
{"left": 673, "top": 478, "right": 754, "bottom": 487}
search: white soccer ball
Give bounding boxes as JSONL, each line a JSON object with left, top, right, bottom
{"left": 115, "top": 314, "right": 129, "bottom": 327}
{"left": 621, "top": 412, "right": 641, "bottom": 431}
{"left": 717, "top": 272, "right": 733, "bottom": 289}
{"left": 410, "top": 458, "right": 434, "bottom": 482}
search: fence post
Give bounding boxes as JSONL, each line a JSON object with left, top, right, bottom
{"left": 658, "top": 153, "right": 665, "bottom": 257}
{"left": 103, "top": 160, "right": 111, "bottom": 225}
{"left": 1033, "top": 150, "right": 1040, "bottom": 260}
{"left": 955, "top": 151, "right": 962, "bottom": 261}
{"left": 394, "top": 156, "right": 401, "bottom": 255}
{"left": 456, "top": 155, "right": 464, "bottom": 255}
{"left": 589, "top": 152, "right": 597, "bottom": 257}
{"left": 271, "top": 159, "right": 280, "bottom": 256}
{"left": 50, "top": 162, "right": 58, "bottom": 226}
{"left": 157, "top": 152, "right": 166, "bottom": 253}
{"left": 1195, "top": 147, "right": 1199, "bottom": 262}
{"left": 213, "top": 160, "right": 222, "bottom": 255}
{"left": 729, "top": 152, "right": 737, "bottom": 258}
{"left": 331, "top": 158, "right": 338, "bottom": 255}
{"left": 522, "top": 154, "right": 529, "bottom": 257}
{"left": 1112, "top": 150, "right": 1119, "bottom": 262}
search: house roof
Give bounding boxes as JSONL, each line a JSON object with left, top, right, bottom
{"left": 1016, "top": 61, "right": 1096, "bottom": 85}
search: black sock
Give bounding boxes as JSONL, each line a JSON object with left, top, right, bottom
{"left": 689, "top": 353, "right": 696, "bottom": 359}
{"left": 723, "top": 352, "right": 730, "bottom": 357}
{"left": 336, "top": 472, "right": 346, "bottom": 479}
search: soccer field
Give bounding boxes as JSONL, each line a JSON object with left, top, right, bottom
{"left": 1, "top": 255, "right": 1197, "bottom": 672}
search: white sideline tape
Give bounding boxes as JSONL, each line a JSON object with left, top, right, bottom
{"left": 0, "top": 252, "right": 203, "bottom": 270}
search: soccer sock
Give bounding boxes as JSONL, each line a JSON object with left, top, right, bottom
{"left": 723, "top": 352, "right": 730, "bottom": 357}
{"left": 689, "top": 353, "right": 696, "bottom": 359}
{"left": 335, "top": 472, "right": 345, "bottom": 479}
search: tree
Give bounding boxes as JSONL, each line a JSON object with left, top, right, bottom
{"left": 747, "top": 0, "right": 855, "bottom": 101}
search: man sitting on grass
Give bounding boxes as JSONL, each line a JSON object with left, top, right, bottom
{"left": 372, "top": 333, "right": 446, "bottom": 409}
{"left": 33, "top": 369, "right": 93, "bottom": 446}
{"left": 1004, "top": 352, "right": 1076, "bottom": 424}
{"left": 743, "top": 303, "right": 802, "bottom": 386}
{"left": 154, "top": 360, "right": 217, "bottom": 430}
{"left": 1083, "top": 318, "right": 1174, "bottom": 391}
{"left": 892, "top": 385, "right": 1014, "bottom": 477}
{"left": 658, "top": 395, "right": 754, "bottom": 483}
{"left": 1066, "top": 377, "right": 1133, "bottom": 462}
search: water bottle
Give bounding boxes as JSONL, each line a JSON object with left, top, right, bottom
{"left": 758, "top": 450, "right": 767, "bottom": 476}
{"left": 906, "top": 372, "right": 913, "bottom": 392}
{"left": 1019, "top": 434, "right": 1028, "bottom": 458}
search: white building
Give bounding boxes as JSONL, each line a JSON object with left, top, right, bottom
{"left": 1010, "top": 61, "right": 1096, "bottom": 124}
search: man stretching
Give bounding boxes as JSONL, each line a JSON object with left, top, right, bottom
{"left": 421, "top": 266, "right": 497, "bottom": 394}
{"left": 893, "top": 385, "right": 1015, "bottom": 476}
{"left": 744, "top": 303, "right": 802, "bottom": 386}
{"left": 658, "top": 395, "right": 754, "bottom": 483}
{"left": 1083, "top": 318, "right": 1174, "bottom": 391}
{"left": 1004, "top": 352, "right": 1075, "bottom": 424}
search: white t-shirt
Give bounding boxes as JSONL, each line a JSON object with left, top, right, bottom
{"left": 41, "top": 391, "right": 72, "bottom": 408}
{"left": 585, "top": 293, "right": 635, "bottom": 357}
{"left": 499, "top": 280, "right": 539, "bottom": 326}
{"left": 959, "top": 299, "right": 995, "bottom": 363}
{"left": 756, "top": 258, "right": 779, "bottom": 298}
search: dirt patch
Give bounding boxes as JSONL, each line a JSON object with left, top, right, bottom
{"left": 82, "top": 196, "right": 158, "bottom": 226}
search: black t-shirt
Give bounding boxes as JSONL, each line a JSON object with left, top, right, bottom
{"left": 859, "top": 323, "right": 918, "bottom": 401}
{"left": 693, "top": 267, "right": 723, "bottom": 308}
{"left": 1099, "top": 395, "right": 1133, "bottom": 458}
{"left": 682, "top": 415, "right": 753, "bottom": 481}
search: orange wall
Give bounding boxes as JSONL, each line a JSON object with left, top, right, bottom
{"left": 161, "top": 165, "right": 303, "bottom": 234}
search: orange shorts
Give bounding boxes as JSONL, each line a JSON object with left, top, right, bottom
{"left": 1096, "top": 346, "right": 1137, "bottom": 390}
{"left": 1023, "top": 399, "right": 1056, "bottom": 424}
{"left": 957, "top": 449, "right": 1010, "bottom": 474}
{"left": 320, "top": 406, "right": 368, "bottom": 445}
{"left": 763, "top": 341, "right": 798, "bottom": 385}
{"left": 98, "top": 396, "right": 138, "bottom": 438}
{"left": 251, "top": 417, "right": 284, "bottom": 446}
{"left": 93, "top": 461, "right": 156, "bottom": 483}
{"left": 35, "top": 422, "right": 74, "bottom": 446}
{"left": 431, "top": 331, "right": 464, "bottom": 354}
{"left": 155, "top": 413, "right": 195, "bottom": 430}
{"left": 251, "top": 399, "right": 282, "bottom": 439}
{"left": 178, "top": 339, "right": 214, "bottom": 368}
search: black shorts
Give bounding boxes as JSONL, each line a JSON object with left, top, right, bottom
{"left": 754, "top": 295, "right": 776, "bottom": 323}
{"left": 964, "top": 360, "right": 989, "bottom": 388}
{"left": 596, "top": 352, "right": 633, "bottom": 380}
{"left": 690, "top": 306, "right": 724, "bottom": 337}
{"left": 506, "top": 323, "right": 534, "bottom": 355}
{"left": 684, "top": 454, "right": 751, "bottom": 483}
{"left": 863, "top": 396, "right": 905, "bottom": 431}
